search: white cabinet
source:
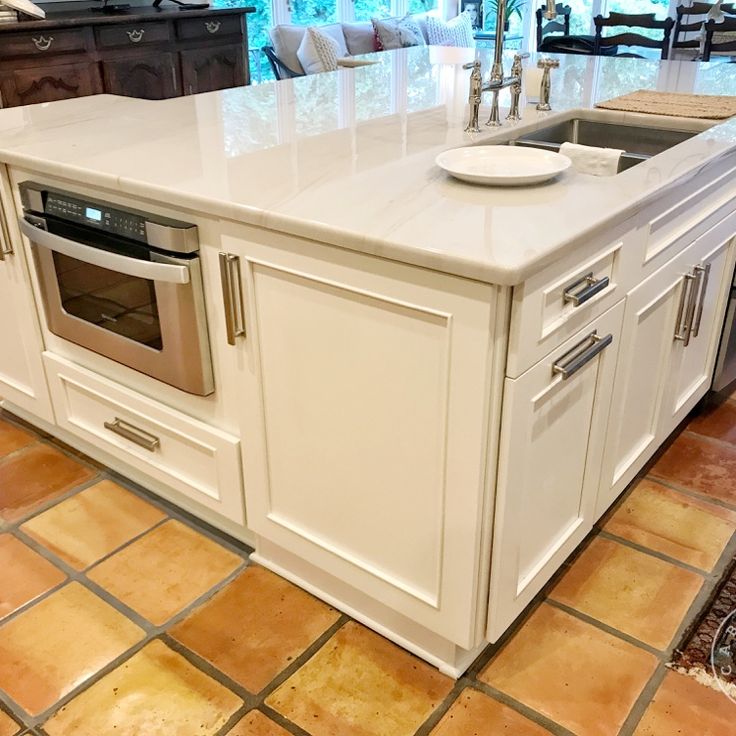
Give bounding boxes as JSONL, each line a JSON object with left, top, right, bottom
{"left": 596, "top": 215, "right": 736, "bottom": 517}
{"left": 0, "top": 167, "right": 53, "bottom": 423}
{"left": 217, "top": 226, "right": 504, "bottom": 649}
{"left": 487, "top": 301, "right": 624, "bottom": 641}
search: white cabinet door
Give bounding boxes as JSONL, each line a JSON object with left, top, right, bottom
{"left": 487, "top": 301, "right": 624, "bottom": 642}
{"left": 0, "top": 168, "right": 53, "bottom": 423}
{"left": 218, "top": 228, "right": 501, "bottom": 649}
{"left": 666, "top": 233, "right": 734, "bottom": 429}
{"left": 596, "top": 216, "right": 736, "bottom": 518}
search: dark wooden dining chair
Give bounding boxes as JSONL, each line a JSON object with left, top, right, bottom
{"left": 703, "top": 17, "right": 736, "bottom": 59}
{"left": 594, "top": 12, "right": 675, "bottom": 59}
{"left": 674, "top": 2, "right": 736, "bottom": 56}
{"left": 535, "top": 4, "right": 571, "bottom": 50}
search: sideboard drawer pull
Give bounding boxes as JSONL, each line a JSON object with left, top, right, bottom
{"left": 563, "top": 272, "right": 610, "bottom": 306}
{"left": 126, "top": 28, "right": 145, "bottom": 43}
{"left": 104, "top": 417, "right": 160, "bottom": 452}
{"left": 32, "top": 35, "right": 54, "bottom": 51}
{"left": 552, "top": 331, "right": 613, "bottom": 380}
{"left": 205, "top": 20, "right": 221, "bottom": 33}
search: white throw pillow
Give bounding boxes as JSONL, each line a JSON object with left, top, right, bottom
{"left": 342, "top": 21, "right": 377, "bottom": 55}
{"left": 425, "top": 12, "right": 475, "bottom": 47}
{"left": 372, "top": 15, "right": 427, "bottom": 50}
{"left": 297, "top": 26, "right": 341, "bottom": 74}
{"left": 270, "top": 23, "right": 348, "bottom": 74}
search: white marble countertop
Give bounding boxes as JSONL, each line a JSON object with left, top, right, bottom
{"left": 1, "top": 48, "right": 736, "bottom": 285}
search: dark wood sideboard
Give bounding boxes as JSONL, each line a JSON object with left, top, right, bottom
{"left": 0, "top": 2, "right": 255, "bottom": 107}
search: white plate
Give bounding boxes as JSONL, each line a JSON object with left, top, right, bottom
{"left": 436, "top": 145, "right": 571, "bottom": 186}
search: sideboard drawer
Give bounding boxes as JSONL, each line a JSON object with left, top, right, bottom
{"left": 96, "top": 21, "right": 170, "bottom": 48}
{"left": 177, "top": 14, "right": 242, "bottom": 40}
{"left": 43, "top": 351, "right": 245, "bottom": 524}
{"left": 0, "top": 28, "right": 90, "bottom": 58}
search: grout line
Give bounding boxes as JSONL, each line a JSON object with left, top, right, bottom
{"left": 616, "top": 662, "right": 668, "bottom": 736}
{"left": 597, "top": 530, "right": 713, "bottom": 577}
{"left": 413, "top": 677, "right": 469, "bottom": 736}
{"left": 255, "top": 704, "right": 315, "bottom": 736}
{"left": 681, "top": 427, "right": 736, "bottom": 454}
{"left": 253, "top": 615, "right": 350, "bottom": 701}
{"left": 469, "top": 680, "right": 578, "bottom": 736}
{"left": 544, "top": 599, "right": 667, "bottom": 659}
{"left": 2, "top": 474, "right": 103, "bottom": 532}
{"left": 644, "top": 473, "right": 736, "bottom": 512}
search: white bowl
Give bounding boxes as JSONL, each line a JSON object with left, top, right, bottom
{"left": 436, "top": 145, "right": 571, "bottom": 186}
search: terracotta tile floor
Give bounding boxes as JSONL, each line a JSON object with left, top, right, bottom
{"left": 1, "top": 395, "right": 736, "bottom": 736}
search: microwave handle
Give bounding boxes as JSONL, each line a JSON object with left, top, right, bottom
{"left": 19, "top": 216, "right": 191, "bottom": 285}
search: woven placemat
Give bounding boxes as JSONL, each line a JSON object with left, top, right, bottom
{"left": 596, "top": 89, "right": 736, "bottom": 119}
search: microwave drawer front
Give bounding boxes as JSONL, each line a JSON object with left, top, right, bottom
{"left": 43, "top": 352, "right": 244, "bottom": 524}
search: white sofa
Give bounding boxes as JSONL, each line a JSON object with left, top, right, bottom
{"left": 267, "top": 13, "right": 454, "bottom": 78}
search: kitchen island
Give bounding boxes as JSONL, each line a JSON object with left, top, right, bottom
{"left": 0, "top": 48, "right": 735, "bottom": 676}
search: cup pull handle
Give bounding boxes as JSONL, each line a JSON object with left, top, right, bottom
{"left": 104, "top": 417, "right": 160, "bottom": 452}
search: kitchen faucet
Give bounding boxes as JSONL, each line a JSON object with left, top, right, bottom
{"left": 463, "top": 0, "right": 530, "bottom": 132}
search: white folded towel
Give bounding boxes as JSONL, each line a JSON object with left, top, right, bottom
{"left": 559, "top": 142, "right": 624, "bottom": 176}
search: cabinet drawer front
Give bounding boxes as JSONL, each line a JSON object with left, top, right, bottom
{"left": 43, "top": 352, "right": 244, "bottom": 524}
{"left": 96, "top": 22, "right": 170, "bottom": 48}
{"left": 0, "top": 62, "right": 101, "bottom": 107}
{"left": 0, "top": 28, "right": 90, "bottom": 58}
{"left": 507, "top": 224, "right": 636, "bottom": 378}
{"left": 177, "top": 14, "right": 243, "bottom": 40}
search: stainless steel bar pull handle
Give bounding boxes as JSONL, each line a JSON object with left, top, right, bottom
{"left": 104, "top": 417, "right": 160, "bottom": 452}
{"left": 0, "top": 215, "right": 13, "bottom": 261}
{"left": 691, "top": 262, "right": 711, "bottom": 339}
{"left": 563, "top": 272, "right": 610, "bottom": 306}
{"left": 219, "top": 252, "right": 246, "bottom": 345}
{"left": 552, "top": 330, "right": 613, "bottom": 380}
{"left": 674, "top": 271, "right": 697, "bottom": 345}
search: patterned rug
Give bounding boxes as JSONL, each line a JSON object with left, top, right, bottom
{"left": 670, "top": 556, "right": 736, "bottom": 699}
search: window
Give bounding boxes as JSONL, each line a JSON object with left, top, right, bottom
{"left": 290, "top": 0, "right": 338, "bottom": 26}
{"left": 353, "top": 0, "right": 393, "bottom": 21}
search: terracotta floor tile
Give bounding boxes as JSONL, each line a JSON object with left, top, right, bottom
{"left": 479, "top": 604, "right": 658, "bottom": 736}
{"left": 171, "top": 565, "right": 340, "bottom": 693}
{"left": 650, "top": 433, "right": 736, "bottom": 506}
{"left": 87, "top": 519, "right": 242, "bottom": 625}
{"left": 0, "top": 419, "right": 35, "bottom": 458}
{"left": 605, "top": 479, "right": 736, "bottom": 571}
{"left": 550, "top": 537, "right": 703, "bottom": 650}
{"left": 0, "top": 534, "right": 66, "bottom": 620}
{"left": 226, "top": 711, "right": 291, "bottom": 736}
{"left": 633, "top": 670, "right": 736, "bottom": 735}
{"left": 0, "top": 710, "right": 20, "bottom": 736}
{"left": 430, "top": 688, "right": 551, "bottom": 735}
{"left": 0, "top": 582, "right": 144, "bottom": 715}
{"left": 43, "top": 640, "right": 242, "bottom": 736}
{"left": 21, "top": 480, "right": 166, "bottom": 570}
{"left": 0, "top": 444, "right": 96, "bottom": 523}
{"left": 266, "top": 621, "right": 453, "bottom": 736}
{"left": 688, "top": 400, "right": 736, "bottom": 445}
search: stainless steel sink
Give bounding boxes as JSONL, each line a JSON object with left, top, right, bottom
{"left": 504, "top": 116, "right": 713, "bottom": 173}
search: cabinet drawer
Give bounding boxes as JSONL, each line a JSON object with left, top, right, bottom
{"left": 96, "top": 21, "right": 170, "bottom": 48}
{"left": 0, "top": 28, "right": 90, "bottom": 58}
{"left": 507, "top": 224, "right": 636, "bottom": 378}
{"left": 177, "top": 14, "right": 243, "bottom": 40}
{"left": 43, "top": 352, "right": 244, "bottom": 524}
{"left": 640, "top": 152, "right": 736, "bottom": 275}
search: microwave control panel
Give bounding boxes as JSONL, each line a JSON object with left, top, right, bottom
{"left": 19, "top": 181, "right": 199, "bottom": 254}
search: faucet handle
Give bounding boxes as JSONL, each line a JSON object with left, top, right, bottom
{"left": 538, "top": 56, "right": 560, "bottom": 69}
{"left": 462, "top": 60, "right": 481, "bottom": 71}
{"left": 514, "top": 52, "right": 531, "bottom": 61}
